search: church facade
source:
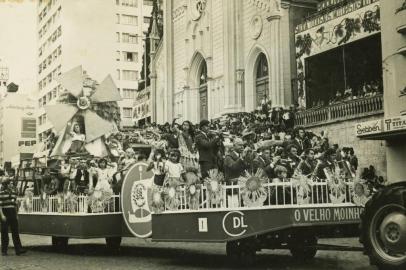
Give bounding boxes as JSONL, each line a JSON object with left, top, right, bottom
{"left": 152, "top": 0, "right": 317, "bottom": 123}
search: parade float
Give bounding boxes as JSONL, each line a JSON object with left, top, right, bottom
{"left": 11, "top": 66, "right": 372, "bottom": 265}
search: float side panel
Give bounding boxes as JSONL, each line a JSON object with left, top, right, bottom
{"left": 18, "top": 214, "right": 125, "bottom": 238}
{"left": 151, "top": 206, "right": 363, "bottom": 242}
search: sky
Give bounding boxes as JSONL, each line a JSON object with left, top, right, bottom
{"left": 0, "top": 0, "right": 37, "bottom": 95}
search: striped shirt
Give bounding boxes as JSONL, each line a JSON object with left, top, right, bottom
{"left": 0, "top": 188, "right": 18, "bottom": 208}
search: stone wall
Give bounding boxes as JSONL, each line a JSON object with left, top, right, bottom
{"left": 307, "top": 114, "right": 387, "bottom": 178}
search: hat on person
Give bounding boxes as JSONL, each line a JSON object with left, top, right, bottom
{"left": 325, "top": 148, "right": 337, "bottom": 157}
{"left": 1, "top": 176, "right": 11, "bottom": 184}
{"left": 199, "top": 119, "right": 210, "bottom": 129}
{"left": 242, "top": 129, "right": 255, "bottom": 138}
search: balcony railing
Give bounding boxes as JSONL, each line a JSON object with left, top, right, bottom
{"left": 295, "top": 95, "right": 383, "bottom": 127}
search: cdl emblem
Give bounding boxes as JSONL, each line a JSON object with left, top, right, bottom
{"left": 222, "top": 211, "right": 248, "bottom": 237}
{"left": 121, "top": 162, "right": 154, "bottom": 238}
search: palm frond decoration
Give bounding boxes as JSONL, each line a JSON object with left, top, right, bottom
{"left": 89, "top": 189, "right": 113, "bottom": 213}
{"left": 163, "top": 186, "right": 180, "bottom": 211}
{"left": 204, "top": 169, "right": 224, "bottom": 206}
{"left": 151, "top": 187, "right": 165, "bottom": 213}
{"left": 64, "top": 192, "right": 78, "bottom": 213}
{"left": 20, "top": 189, "right": 34, "bottom": 213}
{"left": 292, "top": 172, "right": 312, "bottom": 205}
{"left": 184, "top": 167, "right": 201, "bottom": 210}
{"left": 238, "top": 169, "right": 267, "bottom": 207}
{"left": 327, "top": 165, "right": 347, "bottom": 204}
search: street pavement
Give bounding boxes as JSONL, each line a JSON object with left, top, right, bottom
{"left": 1, "top": 235, "right": 377, "bottom": 270}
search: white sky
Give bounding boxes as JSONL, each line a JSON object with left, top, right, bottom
{"left": 0, "top": 0, "right": 37, "bottom": 95}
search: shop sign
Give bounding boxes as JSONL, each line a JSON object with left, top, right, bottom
{"left": 383, "top": 115, "right": 406, "bottom": 133}
{"left": 355, "top": 119, "right": 383, "bottom": 137}
{"left": 293, "top": 206, "right": 363, "bottom": 224}
{"left": 296, "top": 0, "right": 380, "bottom": 33}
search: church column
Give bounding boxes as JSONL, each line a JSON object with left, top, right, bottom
{"left": 223, "top": 0, "right": 238, "bottom": 112}
{"left": 235, "top": 0, "right": 245, "bottom": 110}
{"left": 164, "top": 0, "right": 174, "bottom": 121}
{"left": 267, "top": 12, "right": 285, "bottom": 107}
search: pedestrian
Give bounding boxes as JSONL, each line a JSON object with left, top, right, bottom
{"left": 0, "top": 174, "right": 27, "bottom": 256}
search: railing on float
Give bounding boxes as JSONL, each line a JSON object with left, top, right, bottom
{"left": 18, "top": 181, "right": 355, "bottom": 215}
{"left": 165, "top": 180, "right": 355, "bottom": 212}
{"left": 18, "top": 194, "right": 121, "bottom": 214}
{"left": 295, "top": 95, "right": 383, "bottom": 127}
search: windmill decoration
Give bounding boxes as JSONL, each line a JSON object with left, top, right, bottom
{"left": 45, "top": 66, "right": 122, "bottom": 157}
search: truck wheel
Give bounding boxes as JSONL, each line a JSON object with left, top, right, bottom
{"left": 106, "top": 237, "right": 122, "bottom": 252}
{"left": 226, "top": 240, "right": 256, "bottom": 267}
{"left": 289, "top": 235, "right": 318, "bottom": 261}
{"left": 52, "top": 236, "right": 69, "bottom": 251}
{"left": 360, "top": 184, "right": 406, "bottom": 270}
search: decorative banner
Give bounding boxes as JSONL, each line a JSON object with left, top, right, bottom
{"left": 121, "top": 162, "right": 154, "bottom": 238}
{"left": 297, "top": 0, "right": 380, "bottom": 33}
{"left": 294, "top": 0, "right": 380, "bottom": 108}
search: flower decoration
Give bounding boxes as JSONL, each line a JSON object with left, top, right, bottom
{"left": 164, "top": 186, "right": 180, "bottom": 211}
{"left": 77, "top": 96, "right": 91, "bottom": 110}
{"left": 64, "top": 192, "right": 78, "bottom": 213}
{"left": 238, "top": 169, "right": 267, "bottom": 207}
{"left": 292, "top": 172, "right": 312, "bottom": 205}
{"left": 55, "top": 193, "right": 64, "bottom": 213}
{"left": 40, "top": 191, "right": 49, "bottom": 212}
{"left": 151, "top": 187, "right": 165, "bottom": 213}
{"left": 204, "top": 169, "right": 224, "bottom": 206}
{"left": 350, "top": 178, "right": 371, "bottom": 207}
{"left": 184, "top": 168, "right": 201, "bottom": 210}
{"left": 327, "top": 165, "right": 347, "bottom": 203}
{"left": 89, "top": 189, "right": 113, "bottom": 213}
{"left": 20, "top": 189, "right": 34, "bottom": 213}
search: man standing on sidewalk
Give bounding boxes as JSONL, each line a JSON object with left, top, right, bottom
{"left": 0, "top": 173, "right": 27, "bottom": 256}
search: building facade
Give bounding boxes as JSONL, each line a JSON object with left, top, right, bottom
{"left": 0, "top": 61, "right": 8, "bottom": 99}
{"left": 36, "top": 0, "right": 153, "bottom": 142}
{"left": 0, "top": 93, "right": 37, "bottom": 167}
{"left": 152, "top": 0, "right": 316, "bottom": 124}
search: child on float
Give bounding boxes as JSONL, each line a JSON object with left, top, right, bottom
{"left": 67, "top": 122, "right": 86, "bottom": 153}
{"left": 120, "top": 148, "right": 137, "bottom": 168}
{"left": 163, "top": 149, "right": 184, "bottom": 187}
{"left": 90, "top": 158, "right": 116, "bottom": 194}
{"left": 271, "top": 165, "right": 293, "bottom": 205}
{"left": 147, "top": 148, "right": 167, "bottom": 187}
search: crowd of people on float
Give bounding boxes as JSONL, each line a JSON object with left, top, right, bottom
{"left": 11, "top": 99, "right": 388, "bottom": 211}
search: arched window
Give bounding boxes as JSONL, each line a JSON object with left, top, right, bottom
{"left": 199, "top": 61, "right": 208, "bottom": 120}
{"left": 255, "top": 53, "right": 269, "bottom": 107}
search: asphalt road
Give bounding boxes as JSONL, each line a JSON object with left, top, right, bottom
{"left": 1, "top": 235, "right": 377, "bottom": 270}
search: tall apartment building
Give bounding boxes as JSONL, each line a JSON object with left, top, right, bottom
{"left": 36, "top": 0, "right": 153, "bottom": 143}
{"left": 115, "top": 0, "right": 153, "bottom": 127}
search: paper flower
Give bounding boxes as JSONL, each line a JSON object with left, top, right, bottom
{"left": 239, "top": 169, "right": 267, "bottom": 207}
{"left": 204, "top": 169, "right": 224, "bottom": 205}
